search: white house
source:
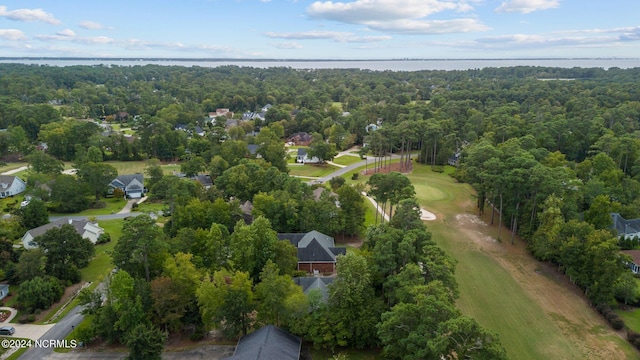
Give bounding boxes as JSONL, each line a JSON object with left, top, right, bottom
{"left": 296, "top": 148, "right": 320, "bottom": 164}
{"left": 109, "top": 174, "right": 145, "bottom": 198}
{"left": 22, "top": 218, "right": 105, "bottom": 249}
{"left": 0, "top": 175, "right": 26, "bottom": 199}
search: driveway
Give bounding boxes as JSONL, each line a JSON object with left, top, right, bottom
{"left": 0, "top": 307, "right": 55, "bottom": 342}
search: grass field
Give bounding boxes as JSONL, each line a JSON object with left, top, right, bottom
{"left": 0, "top": 162, "right": 25, "bottom": 174}
{"left": 288, "top": 164, "right": 339, "bottom": 178}
{"left": 405, "top": 164, "right": 637, "bottom": 360}
{"left": 332, "top": 155, "right": 363, "bottom": 166}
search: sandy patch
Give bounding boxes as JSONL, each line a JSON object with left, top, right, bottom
{"left": 420, "top": 208, "right": 436, "bottom": 221}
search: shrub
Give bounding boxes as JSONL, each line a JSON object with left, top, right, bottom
{"left": 97, "top": 233, "right": 111, "bottom": 244}
{"left": 113, "top": 188, "right": 125, "bottom": 198}
{"left": 351, "top": 173, "right": 359, "bottom": 180}
{"left": 131, "top": 202, "right": 139, "bottom": 210}
{"left": 610, "top": 317, "right": 625, "bottom": 330}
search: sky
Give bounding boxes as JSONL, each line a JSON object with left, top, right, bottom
{"left": 0, "top": 0, "right": 639, "bottom": 59}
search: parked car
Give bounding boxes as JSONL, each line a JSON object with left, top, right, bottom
{"left": 0, "top": 326, "right": 15, "bottom": 335}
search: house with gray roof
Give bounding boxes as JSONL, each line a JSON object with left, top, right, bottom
{"left": 611, "top": 213, "right": 640, "bottom": 240}
{"left": 277, "top": 230, "right": 346, "bottom": 274}
{"left": 225, "top": 325, "right": 300, "bottom": 360}
{"left": 109, "top": 174, "right": 145, "bottom": 198}
{"left": 22, "top": 218, "right": 104, "bottom": 249}
{"left": 0, "top": 175, "right": 26, "bottom": 199}
{"left": 294, "top": 277, "right": 334, "bottom": 301}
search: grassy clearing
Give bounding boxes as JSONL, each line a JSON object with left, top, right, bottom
{"left": 288, "top": 164, "right": 339, "bottom": 178}
{"left": 616, "top": 308, "right": 640, "bottom": 332}
{"left": 332, "top": 155, "right": 362, "bottom": 166}
{"left": 406, "top": 164, "right": 637, "bottom": 360}
{"left": 50, "top": 197, "right": 128, "bottom": 217}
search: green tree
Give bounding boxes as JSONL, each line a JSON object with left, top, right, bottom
{"left": 196, "top": 269, "right": 255, "bottom": 338}
{"left": 50, "top": 174, "right": 90, "bottom": 213}
{"left": 25, "top": 151, "right": 63, "bottom": 176}
{"left": 144, "top": 158, "right": 164, "bottom": 190}
{"left": 18, "top": 199, "right": 49, "bottom": 230}
{"left": 329, "top": 252, "right": 383, "bottom": 348}
{"left": 16, "top": 248, "right": 47, "bottom": 283}
{"left": 17, "top": 276, "right": 64, "bottom": 313}
{"left": 254, "top": 261, "right": 304, "bottom": 327}
{"left": 308, "top": 133, "right": 337, "bottom": 164}
{"left": 377, "top": 283, "right": 459, "bottom": 360}
{"left": 180, "top": 156, "right": 206, "bottom": 177}
{"left": 35, "top": 224, "right": 95, "bottom": 283}
{"left": 77, "top": 161, "right": 118, "bottom": 200}
{"left": 614, "top": 271, "right": 639, "bottom": 306}
{"left": 434, "top": 316, "right": 507, "bottom": 360}
{"left": 113, "top": 215, "right": 168, "bottom": 282}
{"left": 124, "top": 323, "right": 167, "bottom": 360}
{"left": 584, "top": 194, "right": 619, "bottom": 230}
{"left": 336, "top": 184, "right": 366, "bottom": 236}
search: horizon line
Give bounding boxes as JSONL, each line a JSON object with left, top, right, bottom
{"left": 1, "top": 57, "right": 639, "bottom": 62}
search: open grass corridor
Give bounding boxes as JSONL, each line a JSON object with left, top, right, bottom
{"left": 407, "top": 164, "right": 638, "bottom": 360}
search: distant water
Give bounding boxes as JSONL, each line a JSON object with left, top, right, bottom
{"left": 1, "top": 58, "right": 639, "bottom": 71}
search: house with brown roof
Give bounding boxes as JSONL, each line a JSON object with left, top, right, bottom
{"left": 0, "top": 175, "right": 26, "bottom": 199}
{"left": 287, "top": 132, "right": 312, "bottom": 146}
{"left": 22, "top": 218, "right": 104, "bottom": 249}
{"left": 277, "top": 231, "right": 346, "bottom": 274}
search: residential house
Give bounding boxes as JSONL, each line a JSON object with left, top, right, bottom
{"left": 611, "top": 213, "right": 640, "bottom": 240}
{"left": 22, "top": 218, "right": 105, "bottom": 249}
{"left": 194, "top": 174, "right": 213, "bottom": 189}
{"left": 109, "top": 174, "right": 145, "bottom": 198}
{"left": 224, "top": 325, "right": 301, "bottom": 360}
{"left": 174, "top": 124, "right": 205, "bottom": 137}
{"left": 241, "top": 104, "right": 271, "bottom": 123}
{"left": 295, "top": 148, "right": 320, "bottom": 164}
{"left": 0, "top": 175, "right": 26, "bottom": 199}
{"left": 294, "top": 277, "right": 334, "bottom": 301}
{"left": 247, "top": 144, "right": 260, "bottom": 157}
{"left": 0, "top": 284, "right": 9, "bottom": 301}
{"left": 622, "top": 250, "right": 640, "bottom": 274}
{"left": 287, "top": 132, "right": 312, "bottom": 146}
{"left": 210, "top": 108, "right": 234, "bottom": 119}
{"left": 277, "top": 230, "right": 346, "bottom": 274}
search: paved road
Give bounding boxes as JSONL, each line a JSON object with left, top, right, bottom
{"left": 313, "top": 153, "right": 401, "bottom": 184}
{"left": 17, "top": 306, "right": 84, "bottom": 360}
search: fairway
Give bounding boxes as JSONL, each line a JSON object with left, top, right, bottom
{"left": 407, "top": 164, "right": 637, "bottom": 360}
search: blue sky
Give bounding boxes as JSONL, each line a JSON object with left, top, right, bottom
{"left": 0, "top": 0, "right": 639, "bottom": 59}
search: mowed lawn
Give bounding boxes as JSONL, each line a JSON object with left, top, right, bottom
{"left": 406, "top": 164, "right": 637, "bottom": 360}
{"left": 288, "top": 163, "right": 339, "bottom": 178}
{"left": 332, "top": 155, "right": 363, "bottom": 166}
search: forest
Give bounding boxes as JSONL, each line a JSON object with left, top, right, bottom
{"left": 1, "top": 63, "right": 640, "bottom": 358}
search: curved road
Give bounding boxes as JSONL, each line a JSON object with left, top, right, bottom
{"left": 312, "top": 153, "right": 402, "bottom": 184}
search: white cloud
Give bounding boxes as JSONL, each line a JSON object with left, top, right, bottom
{"left": 264, "top": 30, "right": 391, "bottom": 42}
{"left": 307, "top": 0, "right": 470, "bottom": 23}
{"left": 366, "top": 18, "right": 489, "bottom": 34}
{"left": 79, "top": 20, "right": 105, "bottom": 30}
{"left": 0, "top": 29, "right": 27, "bottom": 41}
{"left": 273, "top": 42, "right": 303, "bottom": 49}
{"left": 56, "top": 29, "right": 76, "bottom": 37}
{"left": 0, "top": 5, "right": 60, "bottom": 25}
{"left": 495, "top": 0, "right": 560, "bottom": 14}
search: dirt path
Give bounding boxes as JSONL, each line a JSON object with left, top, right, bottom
{"left": 453, "top": 211, "right": 633, "bottom": 359}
